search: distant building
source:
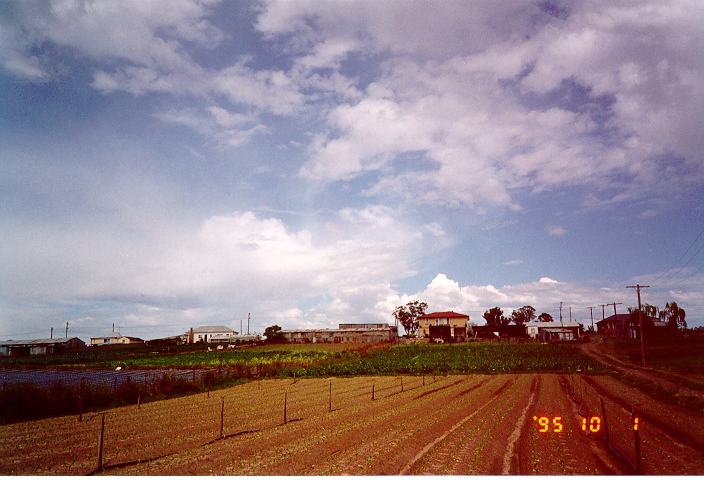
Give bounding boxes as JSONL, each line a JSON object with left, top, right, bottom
{"left": 596, "top": 314, "right": 664, "bottom": 339}
{"left": 185, "top": 326, "right": 237, "bottom": 344}
{"left": 417, "top": 311, "right": 469, "bottom": 341}
{"left": 0, "top": 337, "right": 86, "bottom": 357}
{"left": 524, "top": 321, "right": 582, "bottom": 341}
{"left": 90, "top": 335, "right": 144, "bottom": 346}
{"left": 281, "top": 323, "right": 398, "bottom": 344}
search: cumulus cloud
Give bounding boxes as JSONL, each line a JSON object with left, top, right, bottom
{"left": 261, "top": 1, "right": 704, "bottom": 210}
{"left": 0, "top": 203, "right": 430, "bottom": 337}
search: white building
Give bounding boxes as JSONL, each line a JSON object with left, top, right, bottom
{"left": 90, "top": 335, "right": 144, "bottom": 346}
{"left": 186, "top": 325, "right": 237, "bottom": 343}
{"left": 525, "top": 321, "right": 582, "bottom": 341}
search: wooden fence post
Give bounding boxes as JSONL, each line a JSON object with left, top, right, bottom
{"left": 220, "top": 397, "right": 225, "bottom": 438}
{"left": 632, "top": 406, "right": 642, "bottom": 474}
{"left": 400, "top": 376, "right": 404, "bottom": 392}
{"left": 97, "top": 413, "right": 105, "bottom": 471}
{"left": 600, "top": 397, "right": 609, "bottom": 446}
{"left": 422, "top": 375, "right": 425, "bottom": 386}
{"left": 329, "top": 380, "right": 332, "bottom": 412}
{"left": 372, "top": 383, "right": 375, "bottom": 400}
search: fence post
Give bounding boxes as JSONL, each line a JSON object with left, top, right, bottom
{"left": 422, "top": 375, "right": 425, "bottom": 386}
{"left": 401, "top": 376, "right": 404, "bottom": 392}
{"left": 329, "top": 380, "right": 332, "bottom": 412}
{"left": 372, "top": 383, "right": 375, "bottom": 400}
{"left": 220, "top": 397, "right": 225, "bottom": 438}
{"left": 632, "top": 406, "right": 642, "bottom": 474}
{"left": 284, "top": 392, "right": 288, "bottom": 424}
{"left": 97, "top": 413, "right": 105, "bottom": 471}
{"left": 600, "top": 397, "right": 609, "bottom": 446}
{"left": 137, "top": 394, "right": 141, "bottom": 410}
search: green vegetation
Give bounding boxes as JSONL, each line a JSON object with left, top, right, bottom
{"left": 304, "top": 342, "right": 605, "bottom": 377}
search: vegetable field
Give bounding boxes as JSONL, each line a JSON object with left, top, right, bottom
{"left": 1, "top": 373, "right": 702, "bottom": 475}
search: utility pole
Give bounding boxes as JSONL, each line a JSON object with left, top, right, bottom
{"left": 605, "top": 302, "right": 623, "bottom": 318}
{"left": 240, "top": 318, "right": 243, "bottom": 336}
{"left": 50, "top": 327, "right": 53, "bottom": 339}
{"left": 65, "top": 321, "right": 69, "bottom": 338}
{"left": 627, "top": 285, "right": 650, "bottom": 366}
{"left": 599, "top": 304, "right": 606, "bottom": 321}
{"left": 586, "top": 307, "right": 595, "bottom": 330}
{"left": 247, "top": 312, "right": 250, "bottom": 335}
{"left": 569, "top": 306, "right": 572, "bottom": 323}
{"left": 559, "top": 302, "right": 563, "bottom": 326}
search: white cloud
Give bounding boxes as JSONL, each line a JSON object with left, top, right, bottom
{"left": 0, "top": 204, "right": 429, "bottom": 334}
{"left": 503, "top": 259, "right": 523, "bottom": 266}
{"left": 155, "top": 106, "right": 266, "bottom": 149}
{"left": 547, "top": 225, "right": 566, "bottom": 237}
{"left": 260, "top": 1, "right": 704, "bottom": 210}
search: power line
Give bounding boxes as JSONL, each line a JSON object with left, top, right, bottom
{"left": 650, "top": 223, "right": 704, "bottom": 286}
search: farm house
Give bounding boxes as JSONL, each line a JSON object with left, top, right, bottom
{"left": 417, "top": 311, "right": 470, "bottom": 341}
{"left": 0, "top": 337, "right": 86, "bottom": 357}
{"left": 89, "top": 335, "right": 144, "bottom": 346}
{"left": 184, "top": 326, "right": 237, "bottom": 344}
{"left": 525, "top": 321, "right": 582, "bottom": 341}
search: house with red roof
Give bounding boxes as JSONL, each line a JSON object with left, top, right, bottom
{"left": 417, "top": 311, "right": 470, "bottom": 342}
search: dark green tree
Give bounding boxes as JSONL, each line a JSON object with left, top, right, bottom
{"left": 483, "top": 307, "right": 509, "bottom": 327}
{"left": 393, "top": 300, "right": 428, "bottom": 336}
{"left": 263, "top": 325, "right": 284, "bottom": 343}
{"left": 511, "top": 305, "right": 536, "bottom": 326}
{"left": 537, "top": 312, "right": 554, "bottom": 322}
{"left": 660, "top": 301, "right": 687, "bottom": 331}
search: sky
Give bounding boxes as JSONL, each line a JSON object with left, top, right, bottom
{"left": 1, "top": 0, "right": 704, "bottom": 342}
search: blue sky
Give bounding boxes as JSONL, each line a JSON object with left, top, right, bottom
{"left": 1, "top": 0, "right": 704, "bottom": 341}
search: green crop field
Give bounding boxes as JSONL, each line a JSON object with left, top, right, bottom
{"left": 71, "top": 342, "right": 604, "bottom": 375}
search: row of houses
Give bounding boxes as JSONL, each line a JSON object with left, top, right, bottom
{"left": 416, "top": 310, "right": 665, "bottom": 341}
{"left": 0, "top": 325, "right": 255, "bottom": 357}
{"left": 0, "top": 312, "right": 669, "bottom": 357}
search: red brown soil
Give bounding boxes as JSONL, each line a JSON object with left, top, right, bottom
{"left": 1, "top": 373, "right": 703, "bottom": 475}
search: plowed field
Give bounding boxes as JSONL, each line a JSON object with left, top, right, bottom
{"left": 1, "top": 374, "right": 702, "bottom": 475}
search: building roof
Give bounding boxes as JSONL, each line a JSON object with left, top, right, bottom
{"left": 0, "top": 337, "right": 84, "bottom": 347}
{"left": 596, "top": 314, "right": 659, "bottom": 325}
{"left": 191, "top": 325, "right": 235, "bottom": 334}
{"left": 91, "top": 335, "right": 144, "bottom": 341}
{"left": 418, "top": 311, "right": 470, "bottom": 319}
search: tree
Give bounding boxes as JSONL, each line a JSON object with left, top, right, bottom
{"left": 511, "top": 305, "right": 536, "bottom": 326}
{"left": 393, "top": 300, "right": 428, "bottom": 336}
{"left": 660, "top": 301, "right": 687, "bottom": 331}
{"left": 263, "top": 325, "right": 284, "bottom": 343}
{"left": 537, "top": 312, "right": 554, "bottom": 322}
{"left": 483, "top": 307, "right": 509, "bottom": 327}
